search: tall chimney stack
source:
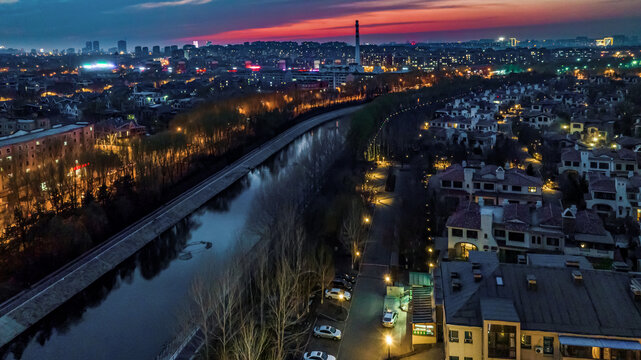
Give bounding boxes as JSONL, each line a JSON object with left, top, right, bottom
{"left": 355, "top": 20, "right": 361, "bottom": 66}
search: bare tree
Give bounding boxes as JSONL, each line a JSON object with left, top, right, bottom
{"left": 209, "top": 264, "right": 243, "bottom": 360}
{"left": 266, "top": 256, "right": 307, "bottom": 360}
{"left": 188, "top": 261, "right": 243, "bottom": 360}
{"left": 314, "top": 243, "right": 334, "bottom": 304}
{"left": 189, "top": 274, "right": 214, "bottom": 360}
{"left": 340, "top": 200, "right": 365, "bottom": 269}
{"left": 230, "top": 311, "right": 269, "bottom": 360}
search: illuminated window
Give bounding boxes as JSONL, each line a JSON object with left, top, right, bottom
{"left": 449, "top": 330, "right": 459, "bottom": 342}
{"left": 528, "top": 187, "right": 537, "bottom": 193}
{"left": 464, "top": 331, "right": 473, "bottom": 344}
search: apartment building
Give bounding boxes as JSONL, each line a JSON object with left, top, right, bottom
{"left": 437, "top": 259, "right": 641, "bottom": 360}
{"left": 0, "top": 123, "right": 94, "bottom": 197}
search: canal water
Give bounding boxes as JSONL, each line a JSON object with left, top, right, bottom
{"left": 1, "top": 120, "right": 347, "bottom": 360}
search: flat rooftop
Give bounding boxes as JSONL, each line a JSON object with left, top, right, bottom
{"left": 0, "top": 124, "right": 87, "bottom": 147}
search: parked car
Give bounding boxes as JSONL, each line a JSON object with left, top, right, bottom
{"left": 313, "top": 325, "right": 342, "bottom": 340}
{"left": 331, "top": 278, "right": 353, "bottom": 291}
{"left": 382, "top": 310, "right": 398, "bottom": 327}
{"left": 325, "top": 288, "right": 351, "bottom": 301}
{"left": 303, "top": 351, "right": 336, "bottom": 360}
{"left": 338, "top": 272, "right": 356, "bottom": 284}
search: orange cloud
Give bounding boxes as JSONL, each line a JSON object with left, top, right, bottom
{"left": 187, "top": 0, "right": 638, "bottom": 43}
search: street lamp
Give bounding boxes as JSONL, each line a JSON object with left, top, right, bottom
{"left": 384, "top": 275, "right": 391, "bottom": 284}
{"left": 385, "top": 335, "right": 392, "bottom": 359}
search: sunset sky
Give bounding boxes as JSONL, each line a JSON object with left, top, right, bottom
{"left": 1, "top": 0, "right": 640, "bottom": 49}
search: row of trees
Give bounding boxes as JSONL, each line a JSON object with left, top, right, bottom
{"left": 0, "top": 87, "right": 364, "bottom": 300}
{"left": 178, "top": 128, "right": 349, "bottom": 360}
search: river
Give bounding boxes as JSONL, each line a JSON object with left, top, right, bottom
{"left": 1, "top": 119, "right": 347, "bottom": 360}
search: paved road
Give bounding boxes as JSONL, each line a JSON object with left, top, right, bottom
{"left": 0, "top": 105, "right": 363, "bottom": 349}
{"left": 338, "top": 164, "right": 406, "bottom": 360}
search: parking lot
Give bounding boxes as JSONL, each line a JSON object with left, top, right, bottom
{"left": 304, "top": 164, "right": 412, "bottom": 359}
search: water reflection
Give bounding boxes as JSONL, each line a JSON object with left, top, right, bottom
{"left": 1, "top": 121, "right": 344, "bottom": 360}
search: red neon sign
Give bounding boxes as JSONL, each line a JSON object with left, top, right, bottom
{"left": 70, "top": 162, "right": 90, "bottom": 172}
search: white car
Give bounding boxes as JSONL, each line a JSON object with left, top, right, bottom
{"left": 313, "top": 325, "right": 342, "bottom": 340}
{"left": 382, "top": 310, "right": 398, "bottom": 327}
{"left": 303, "top": 351, "right": 337, "bottom": 360}
{"left": 325, "top": 288, "right": 351, "bottom": 301}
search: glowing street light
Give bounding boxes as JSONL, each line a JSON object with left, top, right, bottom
{"left": 384, "top": 275, "right": 391, "bottom": 283}
{"left": 356, "top": 251, "right": 361, "bottom": 257}
{"left": 364, "top": 216, "right": 370, "bottom": 224}
{"left": 385, "top": 335, "right": 392, "bottom": 359}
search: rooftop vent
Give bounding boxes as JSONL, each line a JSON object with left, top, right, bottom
{"left": 471, "top": 262, "right": 481, "bottom": 270}
{"left": 473, "top": 269, "right": 482, "bottom": 282}
{"left": 452, "top": 278, "right": 462, "bottom": 291}
{"left": 565, "top": 259, "right": 580, "bottom": 268}
{"left": 527, "top": 274, "right": 537, "bottom": 290}
{"left": 451, "top": 271, "right": 460, "bottom": 279}
{"left": 571, "top": 270, "right": 583, "bottom": 284}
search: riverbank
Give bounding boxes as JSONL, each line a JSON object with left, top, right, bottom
{"left": 0, "top": 105, "right": 363, "bottom": 349}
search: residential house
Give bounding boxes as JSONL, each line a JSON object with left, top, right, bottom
{"left": 435, "top": 163, "right": 542, "bottom": 206}
{"left": 558, "top": 147, "right": 639, "bottom": 177}
{"left": 446, "top": 202, "right": 615, "bottom": 260}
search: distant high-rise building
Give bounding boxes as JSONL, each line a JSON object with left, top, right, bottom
{"left": 92, "top": 41, "right": 99, "bottom": 53}
{"left": 354, "top": 20, "right": 361, "bottom": 66}
{"left": 164, "top": 46, "right": 171, "bottom": 55}
{"left": 170, "top": 45, "right": 178, "bottom": 52}
{"left": 85, "top": 41, "right": 92, "bottom": 51}
{"left": 152, "top": 45, "right": 161, "bottom": 56}
{"left": 118, "top": 40, "right": 127, "bottom": 54}
{"left": 142, "top": 46, "right": 149, "bottom": 55}
{"left": 192, "top": 40, "right": 199, "bottom": 48}
{"left": 596, "top": 37, "right": 614, "bottom": 47}
{"left": 134, "top": 46, "right": 142, "bottom": 57}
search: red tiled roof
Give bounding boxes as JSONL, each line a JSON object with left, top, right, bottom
{"left": 446, "top": 202, "right": 481, "bottom": 230}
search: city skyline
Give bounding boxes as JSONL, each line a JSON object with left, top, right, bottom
{"left": 1, "top": 0, "right": 640, "bottom": 49}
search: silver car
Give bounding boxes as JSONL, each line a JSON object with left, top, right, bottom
{"left": 303, "top": 351, "right": 337, "bottom": 360}
{"left": 324, "top": 288, "right": 351, "bottom": 301}
{"left": 313, "top": 325, "right": 342, "bottom": 340}
{"left": 382, "top": 310, "right": 398, "bottom": 327}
